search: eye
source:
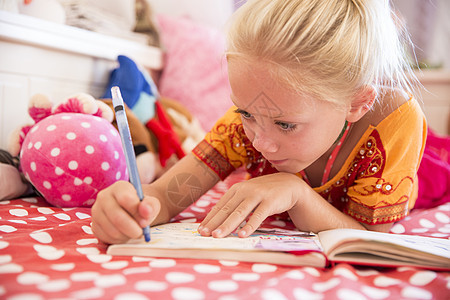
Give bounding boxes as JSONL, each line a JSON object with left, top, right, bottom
{"left": 275, "top": 121, "right": 297, "bottom": 132}
{"left": 234, "top": 108, "right": 253, "bottom": 120}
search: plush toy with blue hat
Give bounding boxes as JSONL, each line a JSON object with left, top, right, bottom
{"left": 103, "top": 55, "right": 156, "bottom": 126}
{"left": 103, "top": 55, "right": 186, "bottom": 166}
{"left": 103, "top": 55, "right": 205, "bottom": 182}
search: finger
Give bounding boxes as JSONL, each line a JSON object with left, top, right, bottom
{"left": 91, "top": 213, "right": 128, "bottom": 244}
{"left": 210, "top": 196, "right": 259, "bottom": 238}
{"left": 114, "top": 181, "right": 143, "bottom": 218}
{"left": 112, "top": 181, "right": 161, "bottom": 227}
{"left": 91, "top": 191, "right": 125, "bottom": 244}
{"left": 94, "top": 182, "right": 144, "bottom": 240}
{"left": 237, "top": 202, "right": 271, "bottom": 238}
{"left": 138, "top": 195, "right": 160, "bottom": 227}
{"left": 199, "top": 195, "right": 247, "bottom": 236}
{"left": 102, "top": 193, "right": 144, "bottom": 240}
{"left": 199, "top": 188, "right": 238, "bottom": 236}
{"left": 91, "top": 197, "right": 134, "bottom": 244}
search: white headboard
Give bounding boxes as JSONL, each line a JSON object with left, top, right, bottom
{"left": 0, "top": 10, "right": 162, "bottom": 149}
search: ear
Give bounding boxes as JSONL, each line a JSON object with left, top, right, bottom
{"left": 95, "top": 100, "right": 114, "bottom": 123}
{"left": 346, "top": 86, "right": 376, "bottom": 123}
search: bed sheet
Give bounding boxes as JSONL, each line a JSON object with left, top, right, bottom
{"left": 0, "top": 171, "right": 449, "bottom": 300}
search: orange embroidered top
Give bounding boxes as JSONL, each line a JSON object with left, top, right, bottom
{"left": 192, "top": 98, "right": 427, "bottom": 225}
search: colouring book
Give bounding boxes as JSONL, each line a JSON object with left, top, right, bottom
{"left": 107, "top": 222, "right": 450, "bottom": 269}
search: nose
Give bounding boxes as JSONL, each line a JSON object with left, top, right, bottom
{"left": 252, "top": 131, "right": 279, "bottom": 153}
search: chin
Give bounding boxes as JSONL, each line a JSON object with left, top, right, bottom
{"left": 271, "top": 164, "right": 300, "bottom": 174}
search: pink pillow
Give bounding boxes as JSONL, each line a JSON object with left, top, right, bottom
{"left": 157, "top": 14, "right": 231, "bottom": 131}
{"left": 415, "top": 129, "right": 450, "bottom": 209}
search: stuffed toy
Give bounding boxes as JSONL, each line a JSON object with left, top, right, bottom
{"left": 101, "top": 98, "right": 159, "bottom": 184}
{"left": 102, "top": 55, "right": 205, "bottom": 183}
{"left": 103, "top": 55, "right": 186, "bottom": 167}
{"left": 102, "top": 96, "right": 205, "bottom": 184}
{"left": 7, "top": 93, "right": 128, "bottom": 207}
{"left": 0, "top": 149, "right": 33, "bottom": 201}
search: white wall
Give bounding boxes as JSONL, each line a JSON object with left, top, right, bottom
{"left": 146, "top": 0, "right": 234, "bottom": 30}
{"left": 392, "top": 0, "right": 450, "bottom": 70}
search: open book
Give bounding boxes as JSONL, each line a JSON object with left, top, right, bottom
{"left": 107, "top": 222, "right": 450, "bottom": 270}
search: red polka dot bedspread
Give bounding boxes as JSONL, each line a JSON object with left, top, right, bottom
{"left": 1, "top": 172, "right": 449, "bottom": 300}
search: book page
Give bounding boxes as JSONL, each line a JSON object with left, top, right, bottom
{"left": 318, "top": 228, "right": 450, "bottom": 268}
{"left": 125, "top": 222, "right": 323, "bottom": 253}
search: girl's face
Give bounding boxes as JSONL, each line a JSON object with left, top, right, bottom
{"left": 228, "top": 58, "right": 350, "bottom": 173}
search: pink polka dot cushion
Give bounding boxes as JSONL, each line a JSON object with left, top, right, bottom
{"left": 157, "top": 14, "right": 231, "bottom": 131}
{"left": 20, "top": 113, "right": 128, "bottom": 207}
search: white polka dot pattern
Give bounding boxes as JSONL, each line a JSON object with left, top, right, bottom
{"left": 0, "top": 172, "right": 448, "bottom": 299}
{"left": 19, "top": 113, "right": 128, "bottom": 208}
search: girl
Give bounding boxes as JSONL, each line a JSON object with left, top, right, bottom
{"left": 92, "top": 0, "right": 426, "bottom": 244}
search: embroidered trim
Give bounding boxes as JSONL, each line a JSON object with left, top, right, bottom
{"left": 319, "top": 129, "right": 411, "bottom": 224}
{"left": 192, "top": 140, "right": 235, "bottom": 180}
{"left": 346, "top": 198, "right": 409, "bottom": 224}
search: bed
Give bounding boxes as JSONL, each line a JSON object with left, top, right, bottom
{"left": 1, "top": 7, "right": 450, "bottom": 300}
{"left": 1, "top": 174, "right": 449, "bottom": 299}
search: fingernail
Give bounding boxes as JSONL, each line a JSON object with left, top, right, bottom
{"left": 139, "top": 219, "right": 149, "bottom": 228}
{"left": 200, "top": 227, "right": 210, "bottom": 236}
{"left": 212, "top": 229, "right": 222, "bottom": 238}
{"left": 238, "top": 230, "right": 246, "bottom": 238}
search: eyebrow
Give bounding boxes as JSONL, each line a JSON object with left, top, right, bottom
{"left": 230, "top": 93, "right": 307, "bottom": 120}
{"left": 230, "top": 94, "right": 239, "bottom": 106}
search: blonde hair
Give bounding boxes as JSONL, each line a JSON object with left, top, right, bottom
{"left": 226, "top": 0, "right": 418, "bottom": 106}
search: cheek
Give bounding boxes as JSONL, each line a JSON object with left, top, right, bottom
{"left": 286, "top": 137, "right": 309, "bottom": 156}
{"left": 284, "top": 132, "right": 324, "bottom": 161}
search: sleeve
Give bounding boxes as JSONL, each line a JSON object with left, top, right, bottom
{"left": 345, "top": 99, "right": 427, "bottom": 225}
{"left": 192, "top": 107, "right": 251, "bottom": 180}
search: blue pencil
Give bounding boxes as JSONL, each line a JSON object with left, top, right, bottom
{"left": 111, "top": 86, "right": 151, "bottom": 242}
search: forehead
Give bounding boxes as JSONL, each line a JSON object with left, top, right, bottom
{"left": 228, "top": 58, "right": 318, "bottom": 118}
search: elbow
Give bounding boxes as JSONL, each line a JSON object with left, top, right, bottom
{"left": 362, "top": 222, "right": 393, "bottom": 233}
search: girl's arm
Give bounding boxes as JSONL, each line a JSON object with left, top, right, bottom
{"left": 199, "top": 172, "right": 392, "bottom": 238}
{"left": 91, "top": 153, "right": 220, "bottom": 244}
{"left": 147, "top": 153, "right": 221, "bottom": 225}
{"left": 287, "top": 182, "right": 385, "bottom": 233}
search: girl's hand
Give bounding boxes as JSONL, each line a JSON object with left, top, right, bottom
{"left": 199, "top": 172, "right": 303, "bottom": 238}
{"left": 91, "top": 181, "right": 161, "bottom": 244}
{"left": 91, "top": 153, "right": 220, "bottom": 244}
